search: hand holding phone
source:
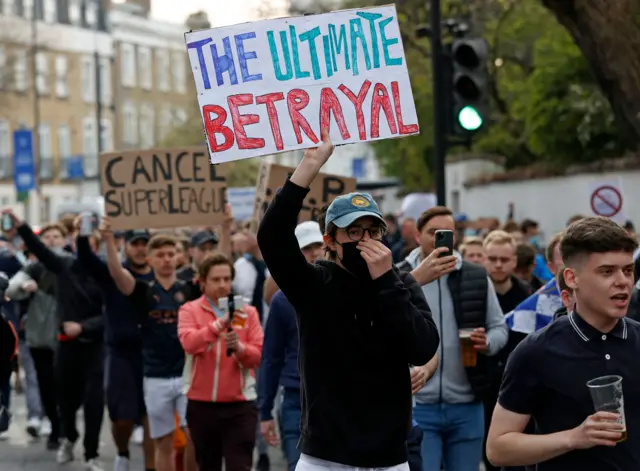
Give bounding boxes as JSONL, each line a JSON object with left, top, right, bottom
{"left": 435, "top": 230, "right": 454, "bottom": 257}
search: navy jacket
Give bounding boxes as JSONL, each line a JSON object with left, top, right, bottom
{"left": 258, "top": 290, "right": 300, "bottom": 421}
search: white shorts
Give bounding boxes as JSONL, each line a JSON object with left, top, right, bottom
{"left": 296, "top": 454, "right": 410, "bottom": 471}
{"left": 143, "top": 376, "right": 187, "bottom": 439}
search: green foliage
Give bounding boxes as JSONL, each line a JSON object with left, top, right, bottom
{"left": 336, "top": 0, "right": 625, "bottom": 187}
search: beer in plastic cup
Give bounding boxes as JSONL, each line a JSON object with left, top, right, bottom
{"left": 587, "top": 375, "right": 627, "bottom": 442}
{"left": 459, "top": 328, "right": 477, "bottom": 368}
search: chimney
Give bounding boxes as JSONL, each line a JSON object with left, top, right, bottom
{"left": 125, "top": 0, "right": 151, "bottom": 17}
{"left": 186, "top": 11, "right": 211, "bottom": 31}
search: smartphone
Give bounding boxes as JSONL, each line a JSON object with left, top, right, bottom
{"left": 435, "top": 230, "right": 454, "bottom": 257}
{"left": 1, "top": 214, "right": 13, "bottom": 232}
{"left": 79, "top": 212, "right": 94, "bottom": 237}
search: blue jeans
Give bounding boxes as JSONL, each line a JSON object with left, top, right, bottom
{"left": 413, "top": 402, "right": 484, "bottom": 471}
{"left": 279, "top": 388, "right": 301, "bottom": 471}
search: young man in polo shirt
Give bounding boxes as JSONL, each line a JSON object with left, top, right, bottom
{"left": 103, "top": 221, "right": 190, "bottom": 471}
{"left": 487, "top": 216, "right": 640, "bottom": 470}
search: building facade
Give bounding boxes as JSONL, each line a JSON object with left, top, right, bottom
{"left": 0, "top": 0, "right": 197, "bottom": 223}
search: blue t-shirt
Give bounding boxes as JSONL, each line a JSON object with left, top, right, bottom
{"left": 129, "top": 278, "right": 191, "bottom": 378}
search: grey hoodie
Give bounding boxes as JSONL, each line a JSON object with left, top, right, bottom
{"left": 404, "top": 248, "right": 508, "bottom": 404}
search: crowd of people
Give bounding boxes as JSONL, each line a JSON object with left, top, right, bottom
{"left": 0, "top": 131, "right": 639, "bottom": 471}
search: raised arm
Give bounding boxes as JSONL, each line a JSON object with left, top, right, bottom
{"left": 257, "top": 131, "right": 334, "bottom": 308}
{"left": 6, "top": 270, "right": 35, "bottom": 301}
{"left": 6, "top": 211, "right": 65, "bottom": 274}
{"left": 76, "top": 235, "right": 110, "bottom": 283}
{"left": 102, "top": 218, "right": 135, "bottom": 295}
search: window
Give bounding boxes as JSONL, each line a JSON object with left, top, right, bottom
{"left": 155, "top": 49, "right": 169, "bottom": 92}
{"left": 13, "top": 49, "right": 28, "bottom": 92}
{"left": 3, "top": 0, "right": 16, "bottom": 15}
{"left": 55, "top": 55, "right": 68, "bottom": 98}
{"left": 38, "top": 124, "right": 52, "bottom": 159}
{"left": 99, "top": 57, "right": 111, "bottom": 104}
{"left": 122, "top": 103, "right": 138, "bottom": 145}
{"left": 57, "top": 124, "right": 71, "bottom": 160}
{"left": 36, "top": 52, "right": 49, "bottom": 95}
{"left": 85, "top": 0, "right": 97, "bottom": 27}
{"left": 140, "top": 104, "right": 155, "bottom": 148}
{"left": 138, "top": 47, "right": 152, "bottom": 90}
{"left": 23, "top": 0, "right": 33, "bottom": 19}
{"left": 172, "top": 52, "right": 186, "bottom": 93}
{"left": 69, "top": 0, "right": 80, "bottom": 24}
{"left": 82, "top": 117, "right": 97, "bottom": 158}
{"left": 43, "top": 0, "right": 56, "bottom": 22}
{"left": 0, "top": 120, "right": 9, "bottom": 158}
{"left": 158, "top": 105, "right": 172, "bottom": 141}
{"left": 0, "top": 46, "right": 6, "bottom": 89}
{"left": 99, "top": 119, "right": 112, "bottom": 152}
{"left": 120, "top": 43, "right": 136, "bottom": 87}
{"left": 81, "top": 55, "right": 95, "bottom": 102}
{"left": 351, "top": 158, "right": 365, "bottom": 179}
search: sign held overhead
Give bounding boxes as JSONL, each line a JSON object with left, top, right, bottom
{"left": 99, "top": 148, "right": 227, "bottom": 231}
{"left": 185, "top": 5, "right": 419, "bottom": 164}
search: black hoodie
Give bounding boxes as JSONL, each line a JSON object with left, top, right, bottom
{"left": 257, "top": 179, "right": 439, "bottom": 468}
{"left": 18, "top": 224, "right": 103, "bottom": 342}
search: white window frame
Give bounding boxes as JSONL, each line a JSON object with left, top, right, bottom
{"left": 68, "top": 0, "right": 80, "bottom": 25}
{"left": 0, "top": 46, "right": 6, "bottom": 90}
{"left": 35, "top": 51, "right": 49, "bottom": 95}
{"left": 122, "top": 103, "right": 138, "bottom": 146}
{"left": 99, "top": 57, "right": 111, "bottom": 104}
{"left": 57, "top": 124, "right": 71, "bottom": 161}
{"left": 0, "top": 120, "right": 10, "bottom": 158}
{"left": 43, "top": 0, "right": 56, "bottom": 23}
{"left": 140, "top": 104, "right": 155, "bottom": 148}
{"left": 120, "top": 43, "right": 136, "bottom": 88}
{"left": 99, "top": 118, "right": 112, "bottom": 152}
{"left": 23, "top": 0, "right": 33, "bottom": 19}
{"left": 13, "top": 49, "right": 28, "bottom": 92}
{"left": 38, "top": 123, "right": 52, "bottom": 159}
{"left": 172, "top": 52, "right": 186, "bottom": 94}
{"left": 155, "top": 49, "right": 169, "bottom": 92}
{"left": 82, "top": 117, "right": 97, "bottom": 159}
{"left": 55, "top": 55, "right": 68, "bottom": 98}
{"left": 3, "top": 0, "right": 16, "bottom": 16}
{"left": 85, "top": 0, "right": 97, "bottom": 27}
{"left": 81, "top": 55, "right": 95, "bottom": 103}
{"left": 138, "top": 47, "right": 152, "bottom": 90}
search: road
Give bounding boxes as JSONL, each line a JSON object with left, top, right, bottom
{"left": 0, "top": 390, "right": 287, "bottom": 471}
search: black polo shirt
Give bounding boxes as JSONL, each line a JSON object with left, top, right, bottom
{"left": 129, "top": 279, "right": 192, "bottom": 379}
{"left": 499, "top": 311, "right": 640, "bottom": 470}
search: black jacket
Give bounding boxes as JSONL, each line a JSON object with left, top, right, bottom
{"left": 257, "top": 179, "right": 439, "bottom": 468}
{"left": 18, "top": 224, "right": 104, "bottom": 342}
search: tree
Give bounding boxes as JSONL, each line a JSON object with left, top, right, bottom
{"left": 335, "top": 0, "right": 626, "bottom": 189}
{"left": 541, "top": 0, "right": 640, "bottom": 149}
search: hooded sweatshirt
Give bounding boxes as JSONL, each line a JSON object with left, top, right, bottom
{"left": 403, "top": 247, "right": 508, "bottom": 404}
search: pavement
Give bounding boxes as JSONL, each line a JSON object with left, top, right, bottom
{"left": 0, "top": 389, "right": 287, "bottom": 471}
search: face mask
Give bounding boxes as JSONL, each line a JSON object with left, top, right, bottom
{"left": 339, "top": 241, "right": 371, "bottom": 281}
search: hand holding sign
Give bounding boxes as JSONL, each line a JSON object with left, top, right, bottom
{"left": 100, "top": 217, "right": 114, "bottom": 242}
{"left": 292, "top": 130, "right": 335, "bottom": 189}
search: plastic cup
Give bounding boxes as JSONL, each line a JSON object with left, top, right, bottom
{"left": 587, "top": 375, "right": 626, "bottom": 442}
{"left": 459, "top": 328, "right": 477, "bottom": 367}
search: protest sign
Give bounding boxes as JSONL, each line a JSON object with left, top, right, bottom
{"left": 99, "top": 148, "right": 227, "bottom": 231}
{"left": 185, "top": 5, "right": 419, "bottom": 164}
{"left": 253, "top": 162, "right": 356, "bottom": 225}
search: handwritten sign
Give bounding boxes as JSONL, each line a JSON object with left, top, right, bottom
{"left": 253, "top": 162, "right": 356, "bottom": 226}
{"left": 99, "top": 148, "right": 227, "bottom": 231}
{"left": 185, "top": 5, "right": 419, "bottom": 164}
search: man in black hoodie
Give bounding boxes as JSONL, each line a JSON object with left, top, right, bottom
{"left": 3, "top": 210, "right": 105, "bottom": 470}
{"left": 257, "top": 131, "right": 439, "bottom": 470}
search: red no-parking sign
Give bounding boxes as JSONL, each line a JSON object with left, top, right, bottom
{"left": 590, "top": 185, "right": 623, "bottom": 218}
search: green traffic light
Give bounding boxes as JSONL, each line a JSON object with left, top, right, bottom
{"left": 458, "top": 106, "right": 483, "bottom": 131}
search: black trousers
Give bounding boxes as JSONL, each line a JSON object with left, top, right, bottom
{"left": 30, "top": 346, "right": 61, "bottom": 440}
{"left": 57, "top": 341, "right": 104, "bottom": 460}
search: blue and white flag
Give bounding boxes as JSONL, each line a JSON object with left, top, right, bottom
{"left": 505, "top": 279, "right": 562, "bottom": 334}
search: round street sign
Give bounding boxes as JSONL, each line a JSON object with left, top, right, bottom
{"left": 590, "top": 185, "right": 623, "bottom": 218}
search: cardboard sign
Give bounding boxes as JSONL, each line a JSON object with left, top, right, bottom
{"left": 185, "top": 5, "right": 419, "bottom": 164}
{"left": 99, "top": 148, "right": 227, "bottom": 231}
{"left": 253, "top": 162, "right": 356, "bottom": 225}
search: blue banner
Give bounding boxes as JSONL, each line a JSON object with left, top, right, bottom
{"left": 13, "top": 129, "right": 36, "bottom": 193}
{"left": 67, "top": 155, "right": 84, "bottom": 179}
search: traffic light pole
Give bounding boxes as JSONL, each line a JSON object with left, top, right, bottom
{"left": 429, "top": 0, "right": 447, "bottom": 207}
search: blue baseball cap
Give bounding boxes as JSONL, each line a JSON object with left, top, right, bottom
{"left": 325, "top": 192, "right": 386, "bottom": 230}
{"left": 190, "top": 230, "right": 219, "bottom": 248}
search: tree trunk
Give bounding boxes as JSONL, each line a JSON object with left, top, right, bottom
{"left": 542, "top": 0, "right": 640, "bottom": 148}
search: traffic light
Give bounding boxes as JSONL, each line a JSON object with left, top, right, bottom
{"left": 450, "top": 38, "right": 489, "bottom": 135}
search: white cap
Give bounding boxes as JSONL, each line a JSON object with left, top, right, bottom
{"left": 295, "top": 221, "right": 324, "bottom": 249}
